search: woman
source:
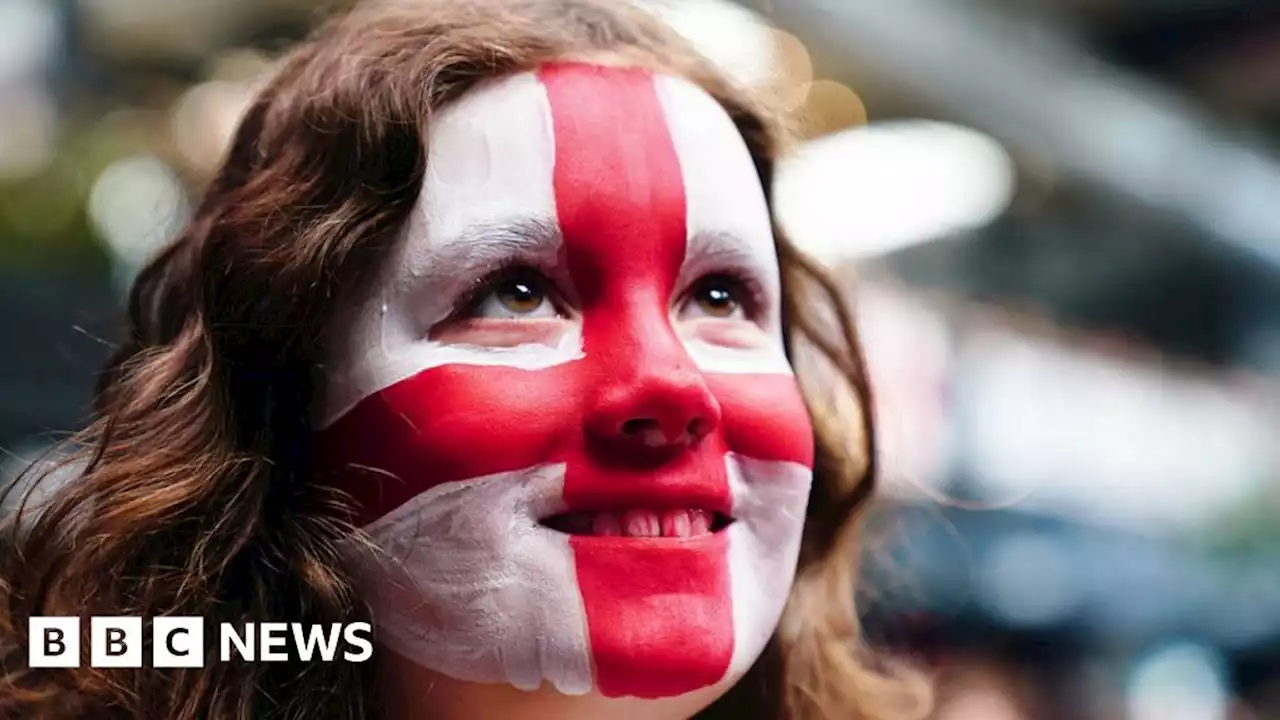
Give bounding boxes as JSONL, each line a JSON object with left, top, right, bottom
{"left": 0, "top": 0, "right": 928, "bottom": 718}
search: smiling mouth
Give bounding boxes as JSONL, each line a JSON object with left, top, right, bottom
{"left": 540, "top": 509, "right": 735, "bottom": 538}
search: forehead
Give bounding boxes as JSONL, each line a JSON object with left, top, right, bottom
{"left": 417, "top": 63, "right": 774, "bottom": 259}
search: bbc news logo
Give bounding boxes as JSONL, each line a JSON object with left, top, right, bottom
{"left": 28, "top": 617, "right": 373, "bottom": 668}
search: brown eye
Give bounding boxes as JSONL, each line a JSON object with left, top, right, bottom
{"left": 682, "top": 275, "right": 746, "bottom": 319}
{"left": 469, "top": 269, "right": 558, "bottom": 319}
{"left": 496, "top": 279, "right": 544, "bottom": 313}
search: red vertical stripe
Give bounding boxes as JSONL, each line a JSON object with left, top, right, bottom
{"left": 539, "top": 62, "right": 735, "bottom": 698}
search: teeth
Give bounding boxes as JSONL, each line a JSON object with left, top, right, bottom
{"left": 689, "top": 510, "right": 712, "bottom": 536}
{"left": 592, "top": 513, "right": 622, "bottom": 537}
{"left": 562, "top": 509, "right": 720, "bottom": 538}
{"left": 661, "top": 509, "right": 692, "bottom": 538}
{"left": 621, "top": 509, "right": 661, "bottom": 537}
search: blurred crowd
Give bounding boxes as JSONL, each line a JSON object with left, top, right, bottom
{"left": 1, "top": 1, "right": 1278, "bottom": 718}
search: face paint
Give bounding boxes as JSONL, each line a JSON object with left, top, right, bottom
{"left": 318, "top": 63, "right": 814, "bottom": 700}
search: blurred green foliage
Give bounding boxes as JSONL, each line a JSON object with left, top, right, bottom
{"left": 1198, "top": 487, "right": 1280, "bottom": 558}
{"left": 0, "top": 111, "right": 168, "bottom": 275}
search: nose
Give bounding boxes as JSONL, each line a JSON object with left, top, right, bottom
{"left": 587, "top": 364, "right": 721, "bottom": 452}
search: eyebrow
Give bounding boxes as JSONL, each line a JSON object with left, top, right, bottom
{"left": 683, "top": 229, "right": 777, "bottom": 280}
{"left": 396, "top": 217, "right": 564, "bottom": 325}
{"left": 433, "top": 217, "right": 564, "bottom": 271}
{"left": 412, "top": 216, "right": 564, "bottom": 291}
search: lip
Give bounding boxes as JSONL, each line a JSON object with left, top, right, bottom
{"left": 554, "top": 466, "right": 731, "bottom": 510}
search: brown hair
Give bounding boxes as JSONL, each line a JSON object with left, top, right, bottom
{"left": 0, "top": 1, "right": 929, "bottom": 718}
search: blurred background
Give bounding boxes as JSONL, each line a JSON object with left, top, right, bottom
{"left": 0, "top": 0, "right": 1277, "bottom": 717}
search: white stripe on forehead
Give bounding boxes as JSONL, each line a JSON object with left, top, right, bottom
{"left": 417, "top": 73, "right": 559, "bottom": 262}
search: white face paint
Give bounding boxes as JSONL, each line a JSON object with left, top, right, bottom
{"left": 322, "top": 72, "right": 580, "bottom": 427}
{"left": 318, "top": 63, "right": 814, "bottom": 705}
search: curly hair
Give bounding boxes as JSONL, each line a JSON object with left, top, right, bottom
{"left": 0, "top": 1, "right": 930, "bottom": 718}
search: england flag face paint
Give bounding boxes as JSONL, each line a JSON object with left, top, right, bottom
{"left": 318, "top": 62, "right": 814, "bottom": 700}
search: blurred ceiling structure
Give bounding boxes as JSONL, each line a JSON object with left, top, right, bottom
{"left": 727, "top": 0, "right": 1280, "bottom": 375}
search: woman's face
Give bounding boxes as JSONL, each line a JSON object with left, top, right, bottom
{"left": 318, "top": 61, "right": 814, "bottom": 717}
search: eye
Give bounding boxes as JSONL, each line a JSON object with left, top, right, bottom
{"left": 466, "top": 268, "right": 560, "bottom": 319}
{"left": 679, "top": 274, "right": 751, "bottom": 320}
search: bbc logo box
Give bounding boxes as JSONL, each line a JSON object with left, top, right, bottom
{"left": 29, "top": 616, "right": 204, "bottom": 668}
{"left": 28, "top": 617, "right": 79, "bottom": 668}
{"left": 28, "top": 617, "right": 372, "bottom": 667}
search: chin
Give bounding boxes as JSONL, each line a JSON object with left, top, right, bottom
{"left": 381, "top": 647, "right": 737, "bottom": 720}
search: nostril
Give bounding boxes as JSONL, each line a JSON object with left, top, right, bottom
{"left": 617, "top": 417, "right": 710, "bottom": 448}
{"left": 620, "top": 418, "right": 654, "bottom": 437}
{"left": 686, "top": 418, "right": 709, "bottom": 443}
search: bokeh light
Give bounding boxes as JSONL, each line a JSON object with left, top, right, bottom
{"left": 775, "top": 119, "right": 1016, "bottom": 262}
{"left": 0, "top": 85, "right": 58, "bottom": 181}
{"left": 86, "top": 154, "right": 190, "bottom": 281}
{"left": 634, "top": 0, "right": 778, "bottom": 92}
{"left": 1127, "top": 643, "right": 1231, "bottom": 720}
{"left": 799, "top": 79, "right": 867, "bottom": 137}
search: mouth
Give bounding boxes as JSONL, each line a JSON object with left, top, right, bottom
{"left": 539, "top": 508, "right": 735, "bottom": 538}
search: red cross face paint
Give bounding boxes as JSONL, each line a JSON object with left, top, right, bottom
{"left": 318, "top": 63, "right": 815, "bottom": 700}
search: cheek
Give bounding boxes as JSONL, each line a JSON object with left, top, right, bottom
{"left": 430, "top": 318, "right": 570, "bottom": 348}
{"left": 318, "top": 364, "right": 578, "bottom": 526}
{"left": 404, "top": 368, "right": 573, "bottom": 476}
{"left": 682, "top": 318, "right": 774, "bottom": 350}
{"left": 709, "top": 374, "right": 814, "bottom": 467}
